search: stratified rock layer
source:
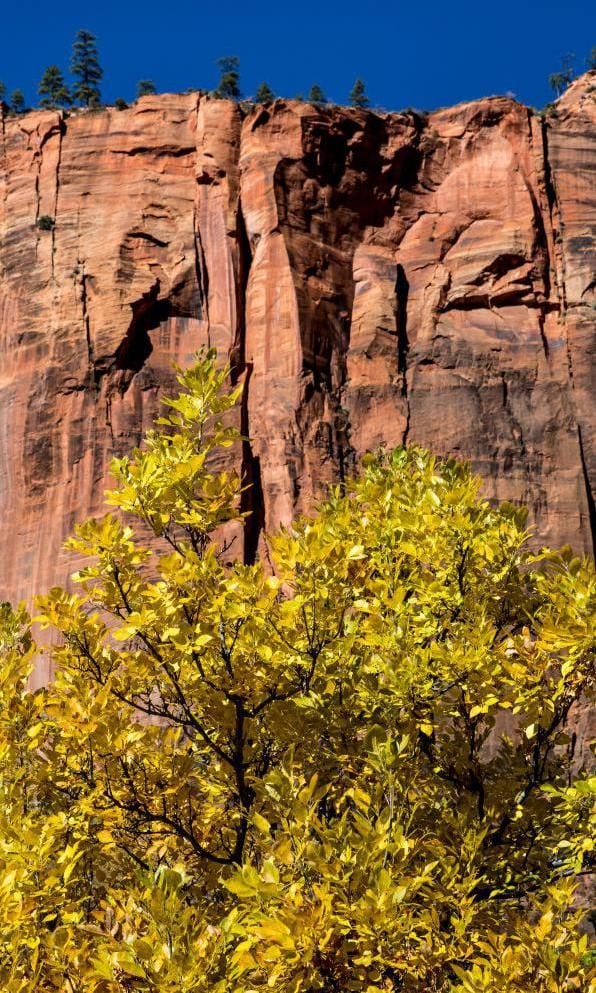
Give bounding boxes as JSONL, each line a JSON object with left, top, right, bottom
{"left": 1, "top": 76, "right": 594, "bottom": 615}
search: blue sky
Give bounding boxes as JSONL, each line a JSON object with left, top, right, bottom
{"left": 1, "top": 0, "right": 594, "bottom": 111}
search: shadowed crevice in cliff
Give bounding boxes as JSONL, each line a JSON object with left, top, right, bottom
{"left": 396, "top": 263, "right": 411, "bottom": 446}
{"left": 540, "top": 119, "right": 567, "bottom": 310}
{"left": 115, "top": 282, "right": 170, "bottom": 373}
{"left": 193, "top": 219, "right": 210, "bottom": 327}
{"left": 268, "top": 108, "right": 426, "bottom": 513}
{"left": 80, "top": 266, "right": 93, "bottom": 368}
{"left": 577, "top": 426, "right": 596, "bottom": 559}
{"left": 234, "top": 201, "right": 262, "bottom": 564}
{"left": 111, "top": 144, "right": 196, "bottom": 158}
{"left": 48, "top": 116, "right": 66, "bottom": 283}
{"left": 126, "top": 231, "right": 169, "bottom": 248}
{"left": 230, "top": 201, "right": 252, "bottom": 382}
{"left": 272, "top": 110, "right": 424, "bottom": 398}
{"left": 239, "top": 363, "right": 265, "bottom": 565}
{"left": 396, "top": 264, "right": 410, "bottom": 377}
{"left": 113, "top": 272, "right": 203, "bottom": 384}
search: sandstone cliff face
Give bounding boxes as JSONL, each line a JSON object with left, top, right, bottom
{"left": 0, "top": 76, "right": 594, "bottom": 617}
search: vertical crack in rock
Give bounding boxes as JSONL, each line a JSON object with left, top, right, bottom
{"left": 50, "top": 116, "right": 66, "bottom": 283}
{"left": 233, "top": 197, "right": 263, "bottom": 563}
{"left": 537, "top": 309, "right": 550, "bottom": 361}
{"left": 540, "top": 114, "right": 594, "bottom": 550}
{"left": 577, "top": 426, "right": 596, "bottom": 559}
{"left": 193, "top": 209, "right": 210, "bottom": 331}
{"left": 30, "top": 117, "right": 67, "bottom": 275}
{"left": 335, "top": 410, "right": 350, "bottom": 488}
{"left": 34, "top": 171, "right": 41, "bottom": 262}
{"left": 541, "top": 118, "right": 568, "bottom": 313}
{"left": 231, "top": 200, "right": 252, "bottom": 379}
{"left": 0, "top": 110, "right": 7, "bottom": 272}
{"left": 239, "top": 362, "right": 265, "bottom": 565}
{"left": 525, "top": 128, "right": 554, "bottom": 362}
{"left": 0, "top": 108, "right": 6, "bottom": 171}
{"left": 105, "top": 393, "right": 115, "bottom": 448}
{"left": 80, "top": 263, "right": 93, "bottom": 369}
{"left": 539, "top": 107, "right": 595, "bottom": 554}
{"left": 396, "top": 263, "right": 411, "bottom": 446}
{"left": 501, "top": 372, "right": 526, "bottom": 456}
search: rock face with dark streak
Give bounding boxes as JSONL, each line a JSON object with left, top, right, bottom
{"left": 0, "top": 75, "right": 594, "bottom": 622}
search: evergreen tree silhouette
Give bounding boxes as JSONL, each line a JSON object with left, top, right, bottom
{"left": 349, "top": 78, "right": 369, "bottom": 109}
{"left": 136, "top": 80, "right": 157, "bottom": 98}
{"left": 9, "top": 90, "right": 25, "bottom": 114}
{"left": 71, "top": 29, "right": 103, "bottom": 107}
{"left": 308, "top": 83, "right": 327, "bottom": 105}
{"left": 255, "top": 81, "right": 275, "bottom": 103}
{"left": 215, "top": 57, "right": 240, "bottom": 99}
{"left": 39, "top": 66, "right": 71, "bottom": 109}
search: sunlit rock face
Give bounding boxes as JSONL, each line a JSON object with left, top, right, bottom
{"left": 0, "top": 74, "right": 594, "bottom": 619}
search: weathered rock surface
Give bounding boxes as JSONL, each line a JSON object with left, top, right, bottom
{"left": 0, "top": 76, "right": 594, "bottom": 621}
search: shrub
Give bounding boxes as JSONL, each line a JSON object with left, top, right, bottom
{"left": 36, "top": 214, "right": 55, "bottom": 231}
{"left": 136, "top": 79, "right": 157, "bottom": 98}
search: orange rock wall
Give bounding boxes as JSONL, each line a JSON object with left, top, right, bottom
{"left": 0, "top": 76, "right": 594, "bottom": 609}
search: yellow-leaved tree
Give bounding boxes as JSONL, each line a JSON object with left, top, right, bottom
{"left": 0, "top": 351, "right": 594, "bottom": 992}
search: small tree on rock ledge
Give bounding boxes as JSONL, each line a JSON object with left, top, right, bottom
{"left": 548, "top": 53, "right": 575, "bottom": 96}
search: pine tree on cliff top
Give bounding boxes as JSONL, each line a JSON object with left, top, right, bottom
{"left": 38, "top": 66, "right": 71, "bottom": 109}
{"left": 308, "top": 83, "right": 327, "bottom": 104}
{"left": 9, "top": 89, "right": 25, "bottom": 114}
{"left": 349, "top": 77, "right": 369, "bottom": 108}
{"left": 214, "top": 56, "right": 240, "bottom": 99}
{"left": 71, "top": 29, "right": 103, "bottom": 107}
{"left": 255, "top": 81, "right": 275, "bottom": 103}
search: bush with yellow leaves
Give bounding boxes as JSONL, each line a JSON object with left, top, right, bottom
{"left": 0, "top": 351, "right": 593, "bottom": 992}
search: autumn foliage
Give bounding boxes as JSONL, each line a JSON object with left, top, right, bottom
{"left": 0, "top": 352, "right": 594, "bottom": 991}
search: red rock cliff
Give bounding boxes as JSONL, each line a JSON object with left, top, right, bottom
{"left": 0, "top": 75, "right": 594, "bottom": 608}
